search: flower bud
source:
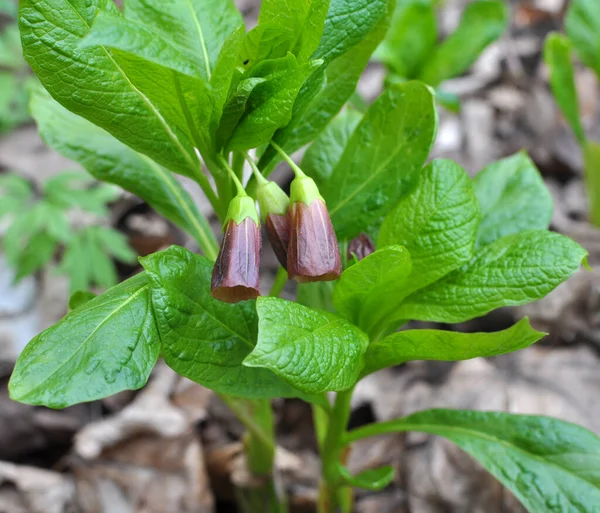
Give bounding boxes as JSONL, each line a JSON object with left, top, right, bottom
{"left": 257, "top": 181, "right": 290, "bottom": 269}
{"left": 287, "top": 175, "right": 341, "bottom": 283}
{"left": 211, "top": 195, "right": 262, "bottom": 303}
{"left": 348, "top": 233, "right": 375, "bottom": 262}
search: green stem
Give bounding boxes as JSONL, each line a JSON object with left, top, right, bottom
{"left": 246, "top": 154, "right": 270, "bottom": 185}
{"left": 269, "top": 267, "right": 288, "bottom": 297}
{"left": 318, "top": 388, "right": 355, "bottom": 513}
{"left": 232, "top": 151, "right": 246, "bottom": 181}
{"left": 217, "top": 154, "right": 247, "bottom": 197}
{"left": 270, "top": 141, "right": 306, "bottom": 178}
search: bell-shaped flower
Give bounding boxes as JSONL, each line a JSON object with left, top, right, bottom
{"left": 211, "top": 195, "right": 262, "bottom": 303}
{"left": 287, "top": 175, "right": 341, "bottom": 283}
{"left": 257, "top": 180, "right": 290, "bottom": 270}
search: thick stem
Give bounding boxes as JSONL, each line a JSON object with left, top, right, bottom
{"left": 219, "top": 395, "right": 288, "bottom": 513}
{"left": 318, "top": 388, "right": 355, "bottom": 513}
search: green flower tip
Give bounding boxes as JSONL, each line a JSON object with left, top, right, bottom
{"left": 224, "top": 194, "right": 260, "bottom": 228}
{"left": 290, "top": 175, "right": 324, "bottom": 206}
{"left": 257, "top": 181, "right": 289, "bottom": 222}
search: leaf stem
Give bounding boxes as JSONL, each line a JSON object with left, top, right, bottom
{"left": 269, "top": 266, "right": 288, "bottom": 297}
{"left": 270, "top": 141, "right": 306, "bottom": 178}
{"left": 246, "top": 154, "right": 269, "bottom": 185}
{"left": 217, "top": 154, "right": 247, "bottom": 197}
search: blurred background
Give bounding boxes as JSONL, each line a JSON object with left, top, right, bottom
{"left": 1, "top": 0, "right": 599, "bottom": 512}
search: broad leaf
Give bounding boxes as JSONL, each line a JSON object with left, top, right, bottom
{"left": 419, "top": 0, "right": 508, "bottom": 86}
{"left": 82, "top": 10, "right": 203, "bottom": 77}
{"left": 584, "top": 141, "right": 600, "bottom": 227}
{"left": 363, "top": 318, "right": 545, "bottom": 375}
{"left": 141, "top": 246, "right": 304, "bottom": 398}
{"left": 29, "top": 86, "right": 217, "bottom": 254}
{"left": 375, "top": 0, "right": 437, "bottom": 78}
{"left": 296, "top": 281, "right": 335, "bottom": 313}
{"left": 20, "top": 0, "right": 212, "bottom": 179}
{"left": 346, "top": 409, "right": 600, "bottom": 513}
{"left": 544, "top": 33, "right": 585, "bottom": 144}
{"left": 379, "top": 160, "right": 480, "bottom": 300}
{"left": 301, "top": 108, "right": 362, "bottom": 185}
{"left": 472, "top": 152, "right": 553, "bottom": 248}
{"left": 244, "top": 297, "right": 369, "bottom": 394}
{"left": 333, "top": 246, "right": 412, "bottom": 332}
{"left": 565, "top": 0, "right": 600, "bottom": 78}
{"left": 258, "top": 0, "right": 393, "bottom": 168}
{"left": 250, "top": 0, "right": 329, "bottom": 63}
{"left": 124, "top": 0, "right": 242, "bottom": 81}
{"left": 394, "top": 230, "right": 587, "bottom": 323}
{"left": 322, "top": 81, "right": 437, "bottom": 239}
{"left": 9, "top": 273, "right": 160, "bottom": 408}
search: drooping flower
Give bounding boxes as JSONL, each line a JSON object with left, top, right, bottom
{"left": 256, "top": 180, "right": 290, "bottom": 270}
{"left": 211, "top": 195, "right": 262, "bottom": 303}
{"left": 348, "top": 233, "right": 375, "bottom": 262}
{"left": 287, "top": 175, "right": 341, "bottom": 283}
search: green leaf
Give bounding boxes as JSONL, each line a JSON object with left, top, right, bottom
{"left": 375, "top": 0, "right": 437, "bottom": 78}
{"left": 333, "top": 246, "right": 412, "bottom": 332}
{"left": 68, "top": 290, "right": 97, "bottom": 311}
{"left": 314, "top": 0, "right": 389, "bottom": 64}
{"left": 363, "top": 318, "right": 545, "bottom": 375}
{"left": 322, "top": 81, "right": 437, "bottom": 239}
{"left": 29, "top": 85, "right": 217, "bottom": 254}
{"left": 566, "top": 0, "right": 600, "bottom": 78}
{"left": 0, "top": 25, "right": 23, "bottom": 68}
{"left": 3, "top": 203, "right": 52, "bottom": 266}
{"left": 544, "top": 33, "right": 585, "bottom": 144}
{"left": 58, "top": 232, "right": 90, "bottom": 293}
{"left": 301, "top": 108, "right": 362, "bottom": 185}
{"left": 84, "top": 228, "right": 119, "bottom": 290}
{"left": 296, "top": 281, "right": 335, "bottom": 313}
{"left": 14, "top": 233, "right": 57, "bottom": 282}
{"left": 20, "top": 0, "right": 213, "bottom": 180}
{"left": 94, "top": 226, "right": 137, "bottom": 264}
{"left": 0, "top": 174, "right": 32, "bottom": 217}
{"left": 9, "top": 273, "right": 160, "bottom": 408}
{"left": 394, "top": 230, "right": 587, "bottom": 323}
{"left": 82, "top": 10, "right": 203, "bottom": 77}
{"left": 216, "top": 77, "right": 268, "bottom": 150}
{"left": 244, "top": 297, "right": 369, "bottom": 394}
{"left": 379, "top": 160, "right": 480, "bottom": 301}
{"left": 259, "top": 0, "right": 393, "bottom": 168}
{"left": 44, "top": 204, "right": 72, "bottom": 243}
{"left": 141, "top": 246, "right": 304, "bottom": 399}
{"left": 249, "top": 0, "right": 329, "bottom": 63}
{"left": 210, "top": 25, "right": 246, "bottom": 130}
{"left": 584, "top": 141, "right": 600, "bottom": 227}
{"left": 339, "top": 465, "right": 395, "bottom": 491}
{"left": 0, "top": 0, "right": 17, "bottom": 17}
{"left": 346, "top": 409, "right": 600, "bottom": 513}
{"left": 227, "top": 56, "right": 321, "bottom": 151}
{"left": 419, "top": 0, "right": 508, "bottom": 86}
{"left": 472, "top": 152, "right": 553, "bottom": 248}
{"left": 124, "top": 0, "right": 242, "bottom": 81}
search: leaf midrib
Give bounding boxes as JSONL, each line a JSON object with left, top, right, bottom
{"left": 184, "top": 0, "right": 212, "bottom": 80}
{"left": 18, "top": 285, "right": 149, "bottom": 400}
{"left": 347, "top": 421, "right": 600, "bottom": 493}
{"left": 61, "top": 0, "right": 198, "bottom": 172}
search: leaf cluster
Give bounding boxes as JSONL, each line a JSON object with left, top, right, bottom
{"left": 374, "top": 0, "right": 507, "bottom": 109}
{"left": 0, "top": 171, "right": 135, "bottom": 291}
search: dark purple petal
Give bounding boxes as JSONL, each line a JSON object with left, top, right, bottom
{"left": 287, "top": 199, "right": 342, "bottom": 283}
{"left": 348, "top": 233, "right": 375, "bottom": 261}
{"left": 266, "top": 212, "right": 290, "bottom": 270}
{"left": 211, "top": 218, "right": 261, "bottom": 303}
